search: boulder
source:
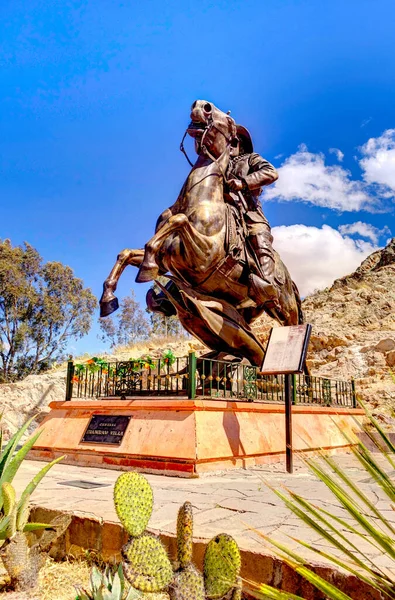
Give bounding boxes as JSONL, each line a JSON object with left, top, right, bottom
{"left": 375, "top": 338, "right": 395, "bottom": 353}
{"left": 386, "top": 350, "right": 395, "bottom": 368}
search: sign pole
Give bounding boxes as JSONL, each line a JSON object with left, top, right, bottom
{"left": 285, "top": 373, "right": 293, "bottom": 474}
{"left": 260, "top": 324, "right": 312, "bottom": 475}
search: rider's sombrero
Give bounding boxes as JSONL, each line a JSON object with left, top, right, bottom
{"left": 236, "top": 125, "right": 254, "bottom": 154}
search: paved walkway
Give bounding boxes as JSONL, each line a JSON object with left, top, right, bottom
{"left": 16, "top": 455, "right": 394, "bottom": 570}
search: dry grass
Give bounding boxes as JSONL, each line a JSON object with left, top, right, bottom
{"left": 39, "top": 556, "right": 91, "bottom": 600}
{"left": 112, "top": 334, "right": 197, "bottom": 355}
{"left": 0, "top": 556, "right": 91, "bottom": 600}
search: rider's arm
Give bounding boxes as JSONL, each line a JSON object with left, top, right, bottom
{"left": 243, "top": 154, "right": 278, "bottom": 190}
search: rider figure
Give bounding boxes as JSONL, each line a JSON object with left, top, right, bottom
{"left": 225, "top": 125, "right": 280, "bottom": 307}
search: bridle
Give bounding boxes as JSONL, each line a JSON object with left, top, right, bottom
{"left": 179, "top": 115, "right": 235, "bottom": 181}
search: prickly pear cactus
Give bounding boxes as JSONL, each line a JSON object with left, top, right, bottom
{"left": 176, "top": 502, "right": 193, "bottom": 569}
{"left": 203, "top": 534, "right": 241, "bottom": 599}
{"left": 122, "top": 533, "right": 173, "bottom": 593}
{"left": 114, "top": 472, "right": 153, "bottom": 537}
{"left": 170, "top": 564, "right": 205, "bottom": 600}
{"left": 170, "top": 501, "right": 205, "bottom": 599}
{"left": 112, "top": 471, "right": 243, "bottom": 600}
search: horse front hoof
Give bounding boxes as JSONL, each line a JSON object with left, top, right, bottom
{"left": 135, "top": 264, "right": 159, "bottom": 283}
{"left": 100, "top": 297, "right": 119, "bottom": 317}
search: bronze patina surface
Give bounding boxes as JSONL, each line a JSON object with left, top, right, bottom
{"left": 100, "top": 100, "right": 303, "bottom": 366}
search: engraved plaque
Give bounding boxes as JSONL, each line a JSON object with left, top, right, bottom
{"left": 81, "top": 415, "right": 131, "bottom": 445}
{"left": 260, "top": 324, "right": 312, "bottom": 375}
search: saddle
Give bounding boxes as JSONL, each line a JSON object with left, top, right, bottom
{"left": 224, "top": 199, "right": 285, "bottom": 288}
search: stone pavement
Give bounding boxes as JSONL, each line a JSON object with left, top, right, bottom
{"left": 15, "top": 453, "right": 394, "bottom": 574}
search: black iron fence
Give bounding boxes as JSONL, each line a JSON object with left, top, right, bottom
{"left": 194, "top": 355, "right": 357, "bottom": 407}
{"left": 66, "top": 352, "right": 357, "bottom": 408}
{"left": 66, "top": 355, "right": 190, "bottom": 400}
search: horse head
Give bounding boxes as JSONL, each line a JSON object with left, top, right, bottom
{"left": 187, "top": 100, "right": 237, "bottom": 158}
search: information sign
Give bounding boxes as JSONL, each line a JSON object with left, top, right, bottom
{"left": 260, "top": 324, "right": 312, "bottom": 375}
{"left": 81, "top": 415, "right": 131, "bottom": 445}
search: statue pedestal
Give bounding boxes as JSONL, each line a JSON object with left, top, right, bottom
{"left": 28, "top": 399, "right": 364, "bottom": 477}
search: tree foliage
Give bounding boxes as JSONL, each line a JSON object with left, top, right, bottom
{"left": 149, "top": 311, "right": 183, "bottom": 338}
{"left": 0, "top": 239, "right": 97, "bottom": 381}
{"left": 99, "top": 290, "right": 151, "bottom": 348}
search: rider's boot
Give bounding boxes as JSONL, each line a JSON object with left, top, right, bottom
{"left": 248, "top": 233, "right": 282, "bottom": 314}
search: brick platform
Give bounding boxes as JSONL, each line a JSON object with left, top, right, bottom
{"left": 29, "top": 398, "right": 364, "bottom": 476}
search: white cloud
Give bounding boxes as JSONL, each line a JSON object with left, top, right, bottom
{"left": 361, "top": 117, "right": 372, "bottom": 128}
{"left": 359, "top": 129, "right": 395, "bottom": 193}
{"left": 329, "top": 148, "right": 344, "bottom": 162}
{"left": 265, "top": 145, "right": 374, "bottom": 211}
{"left": 272, "top": 224, "right": 378, "bottom": 296}
{"left": 338, "top": 221, "right": 391, "bottom": 244}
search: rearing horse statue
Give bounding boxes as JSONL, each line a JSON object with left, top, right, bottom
{"left": 100, "top": 100, "right": 303, "bottom": 366}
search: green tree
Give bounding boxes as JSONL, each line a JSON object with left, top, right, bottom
{"left": 0, "top": 239, "right": 97, "bottom": 381}
{"left": 149, "top": 311, "right": 184, "bottom": 338}
{"left": 99, "top": 289, "right": 151, "bottom": 348}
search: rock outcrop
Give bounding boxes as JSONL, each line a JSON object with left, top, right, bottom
{"left": 0, "top": 370, "right": 66, "bottom": 439}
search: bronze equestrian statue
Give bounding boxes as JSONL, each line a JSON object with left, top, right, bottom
{"left": 100, "top": 100, "right": 303, "bottom": 366}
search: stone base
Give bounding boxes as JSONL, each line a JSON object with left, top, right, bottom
{"left": 29, "top": 398, "right": 364, "bottom": 477}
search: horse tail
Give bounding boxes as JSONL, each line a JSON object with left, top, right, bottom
{"left": 292, "top": 280, "right": 304, "bottom": 324}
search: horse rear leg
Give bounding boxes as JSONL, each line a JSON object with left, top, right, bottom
{"left": 100, "top": 248, "right": 144, "bottom": 317}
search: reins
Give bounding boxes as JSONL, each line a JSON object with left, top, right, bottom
{"left": 179, "top": 119, "right": 232, "bottom": 182}
{"left": 179, "top": 131, "right": 194, "bottom": 167}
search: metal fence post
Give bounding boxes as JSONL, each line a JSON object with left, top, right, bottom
{"left": 187, "top": 352, "right": 197, "bottom": 399}
{"left": 351, "top": 378, "right": 357, "bottom": 408}
{"left": 65, "top": 360, "right": 74, "bottom": 401}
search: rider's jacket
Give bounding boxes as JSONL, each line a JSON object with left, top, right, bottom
{"left": 225, "top": 153, "right": 278, "bottom": 225}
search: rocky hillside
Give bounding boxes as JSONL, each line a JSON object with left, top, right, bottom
{"left": 303, "top": 238, "right": 395, "bottom": 413}
{"left": 0, "top": 371, "right": 66, "bottom": 439}
{"left": 1, "top": 240, "right": 394, "bottom": 435}
{"left": 255, "top": 237, "right": 395, "bottom": 415}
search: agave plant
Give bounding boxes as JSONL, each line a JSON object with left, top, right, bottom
{"left": 0, "top": 416, "right": 64, "bottom": 591}
{"left": 249, "top": 401, "right": 395, "bottom": 600}
{"left": 75, "top": 564, "right": 145, "bottom": 599}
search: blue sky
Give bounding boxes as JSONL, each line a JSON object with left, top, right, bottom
{"left": 1, "top": 0, "right": 394, "bottom": 354}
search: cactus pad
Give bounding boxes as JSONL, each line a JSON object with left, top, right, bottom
{"left": 114, "top": 472, "right": 153, "bottom": 536}
{"left": 204, "top": 534, "right": 241, "bottom": 599}
{"left": 122, "top": 533, "right": 173, "bottom": 592}
{"left": 176, "top": 502, "right": 193, "bottom": 568}
{"left": 169, "top": 565, "right": 205, "bottom": 600}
